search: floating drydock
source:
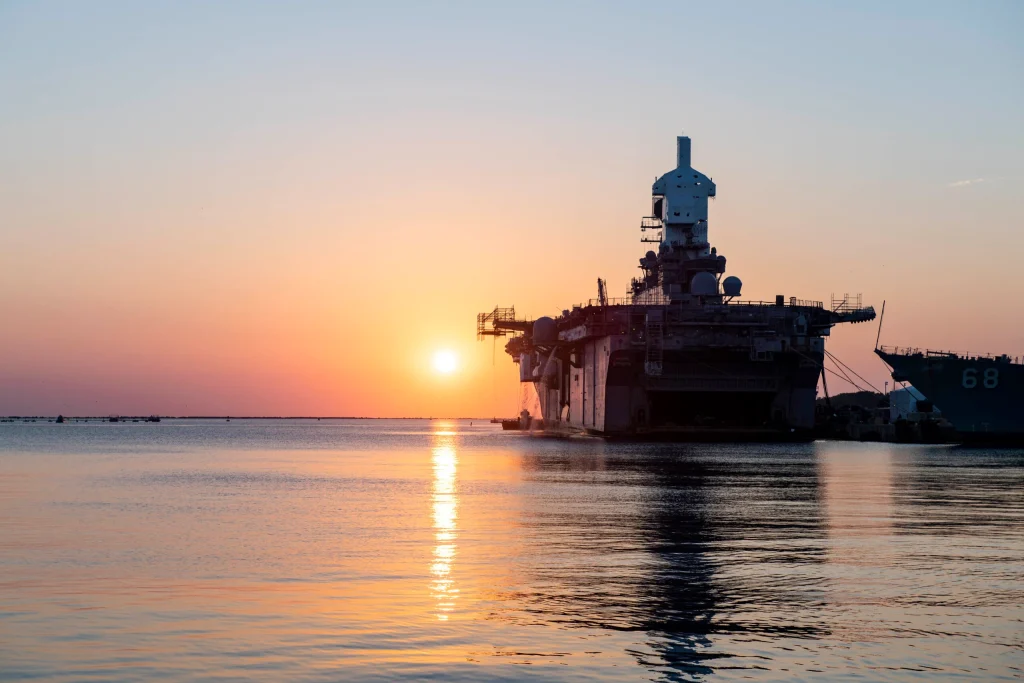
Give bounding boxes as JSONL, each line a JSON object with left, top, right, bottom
{"left": 479, "top": 136, "right": 875, "bottom": 439}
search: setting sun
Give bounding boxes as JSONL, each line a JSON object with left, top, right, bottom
{"left": 432, "top": 350, "right": 458, "bottom": 374}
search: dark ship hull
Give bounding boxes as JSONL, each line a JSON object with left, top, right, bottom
{"left": 605, "top": 348, "right": 822, "bottom": 440}
{"left": 478, "top": 136, "right": 874, "bottom": 440}
{"left": 876, "top": 347, "right": 1024, "bottom": 443}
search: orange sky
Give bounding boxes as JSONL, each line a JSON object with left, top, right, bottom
{"left": 1, "top": 2, "right": 1022, "bottom": 416}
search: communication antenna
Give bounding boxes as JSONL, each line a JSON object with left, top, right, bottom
{"left": 874, "top": 300, "right": 886, "bottom": 350}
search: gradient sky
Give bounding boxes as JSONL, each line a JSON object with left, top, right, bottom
{"left": 2, "top": 1, "right": 1022, "bottom": 416}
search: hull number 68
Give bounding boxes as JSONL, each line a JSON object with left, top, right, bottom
{"left": 963, "top": 368, "right": 999, "bottom": 389}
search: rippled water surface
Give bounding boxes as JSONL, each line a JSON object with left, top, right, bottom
{"left": 1, "top": 419, "right": 1022, "bottom": 681}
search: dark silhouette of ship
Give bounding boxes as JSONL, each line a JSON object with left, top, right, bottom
{"left": 478, "top": 136, "right": 875, "bottom": 439}
{"left": 876, "top": 346, "right": 1023, "bottom": 443}
{"left": 492, "top": 410, "right": 533, "bottom": 430}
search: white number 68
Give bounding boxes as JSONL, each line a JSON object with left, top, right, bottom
{"left": 963, "top": 367, "right": 999, "bottom": 389}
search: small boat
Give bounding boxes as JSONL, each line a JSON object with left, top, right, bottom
{"left": 498, "top": 410, "right": 533, "bottom": 431}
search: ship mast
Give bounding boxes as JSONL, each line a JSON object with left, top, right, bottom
{"left": 634, "top": 136, "right": 736, "bottom": 303}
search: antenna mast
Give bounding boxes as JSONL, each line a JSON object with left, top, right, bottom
{"left": 874, "top": 300, "right": 886, "bottom": 350}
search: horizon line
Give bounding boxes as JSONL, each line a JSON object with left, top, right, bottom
{"left": 1, "top": 415, "right": 506, "bottom": 421}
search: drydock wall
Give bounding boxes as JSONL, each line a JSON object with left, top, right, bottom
{"left": 569, "top": 338, "right": 612, "bottom": 432}
{"left": 564, "top": 333, "right": 823, "bottom": 435}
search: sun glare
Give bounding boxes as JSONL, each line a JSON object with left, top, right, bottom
{"left": 433, "top": 350, "right": 458, "bottom": 374}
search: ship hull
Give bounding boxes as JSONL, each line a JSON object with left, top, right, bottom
{"left": 534, "top": 333, "right": 824, "bottom": 441}
{"left": 876, "top": 349, "right": 1024, "bottom": 441}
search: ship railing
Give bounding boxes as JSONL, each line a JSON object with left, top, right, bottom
{"left": 584, "top": 297, "right": 637, "bottom": 307}
{"left": 831, "top": 293, "right": 863, "bottom": 312}
{"left": 476, "top": 306, "right": 522, "bottom": 339}
{"left": 734, "top": 299, "right": 825, "bottom": 309}
{"left": 879, "top": 345, "right": 1022, "bottom": 365}
{"left": 639, "top": 217, "right": 664, "bottom": 243}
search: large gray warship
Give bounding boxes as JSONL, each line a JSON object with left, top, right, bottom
{"left": 876, "top": 346, "right": 1023, "bottom": 443}
{"left": 478, "top": 136, "right": 875, "bottom": 439}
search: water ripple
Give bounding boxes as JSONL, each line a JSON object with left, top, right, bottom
{"left": 0, "top": 421, "right": 1021, "bottom": 681}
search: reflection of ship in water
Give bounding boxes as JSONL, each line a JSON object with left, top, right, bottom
{"left": 502, "top": 444, "right": 828, "bottom": 679}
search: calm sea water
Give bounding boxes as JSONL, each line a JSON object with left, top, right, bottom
{"left": 0, "top": 420, "right": 1021, "bottom": 681}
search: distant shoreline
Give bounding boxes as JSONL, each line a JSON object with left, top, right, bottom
{"left": 0, "top": 416, "right": 498, "bottom": 421}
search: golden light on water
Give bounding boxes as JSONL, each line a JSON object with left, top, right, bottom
{"left": 430, "top": 436, "right": 459, "bottom": 620}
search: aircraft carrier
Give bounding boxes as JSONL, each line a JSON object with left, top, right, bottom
{"left": 876, "top": 346, "right": 1023, "bottom": 443}
{"left": 478, "top": 136, "right": 875, "bottom": 439}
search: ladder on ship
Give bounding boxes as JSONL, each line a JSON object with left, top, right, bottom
{"left": 645, "top": 310, "right": 664, "bottom": 376}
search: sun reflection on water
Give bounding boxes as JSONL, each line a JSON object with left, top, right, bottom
{"left": 430, "top": 431, "right": 459, "bottom": 621}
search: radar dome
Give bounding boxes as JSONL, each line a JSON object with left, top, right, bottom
{"left": 532, "top": 316, "right": 557, "bottom": 344}
{"left": 722, "top": 276, "right": 742, "bottom": 297}
{"left": 690, "top": 272, "right": 718, "bottom": 296}
{"left": 645, "top": 250, "right": 657, "bottom": 261}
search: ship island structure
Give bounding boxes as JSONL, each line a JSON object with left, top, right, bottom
{"left": 478, "top": 136, "right": 876, "bottom": 439}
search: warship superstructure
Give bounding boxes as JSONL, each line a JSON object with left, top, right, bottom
{"left": 478, "top": 136, "right": 875, "bottom": 439}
